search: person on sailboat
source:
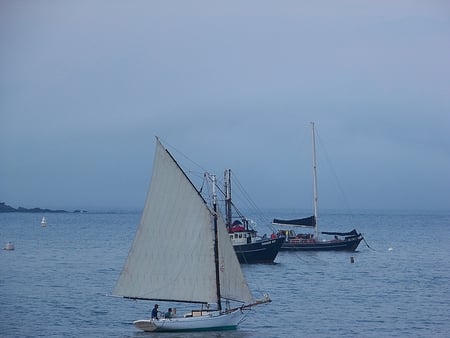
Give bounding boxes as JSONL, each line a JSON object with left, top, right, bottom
{"left": 151, "top": 304, "right": 159, "bottom": 320}
{"left": 164, "top": 308, "right": 173, "bottom": 318}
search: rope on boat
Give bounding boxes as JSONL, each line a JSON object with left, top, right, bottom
{"left": 362, "top": 236, "right": 376, "bottom": 251}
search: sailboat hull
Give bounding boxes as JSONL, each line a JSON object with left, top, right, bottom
{"left": 280, "top": 236, "right": 363, "bottom": 251}
{"left": 134, "top": 309, "right": 245, "bottom": 332}
{"left": 233, "top": 237, "right": 285, "bottom": 263}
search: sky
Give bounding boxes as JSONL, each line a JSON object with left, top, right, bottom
{"left": 1, "top": 1, "right": 449, "bottom": 212}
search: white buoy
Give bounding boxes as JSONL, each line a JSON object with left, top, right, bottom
{"left": 3, "top": 242, "right": 14, "bottom": 250}
{"left": 41, "top": 216, "right": 47, "bottom": 227}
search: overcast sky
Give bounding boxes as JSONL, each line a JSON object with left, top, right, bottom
{"left": 1, "top": 1, "right": 449, "bottom": 212}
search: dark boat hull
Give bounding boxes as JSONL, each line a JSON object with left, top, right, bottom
{"left": 233, "top": 237, "right": 285, "bottom": 263}
{"left": 280, "top": 237, "right": 363, "bottom": 252}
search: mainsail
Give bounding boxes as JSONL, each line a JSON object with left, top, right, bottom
{"left": 114, "top": 139, "right": 254, "bottom": 305}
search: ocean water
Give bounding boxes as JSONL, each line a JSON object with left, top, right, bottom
{"left": 1, "top": 210, "right": 449, "bottom": 337}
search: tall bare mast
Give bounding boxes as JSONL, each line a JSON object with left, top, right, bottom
{"left": 311, "top": 122, "right": 319, "bottom": 239}
{"left": 224, "top": 169, "right": 232, "bottom": 230}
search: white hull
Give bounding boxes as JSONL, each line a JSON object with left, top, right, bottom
{"left": 3, "top": 242, "right": 15, "bottom": 251}
{"left": 134, "top": 309, "right": 244, "bottom": 332}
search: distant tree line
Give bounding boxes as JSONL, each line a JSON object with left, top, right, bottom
{"left": 0, "top": 202, "right": 68, "bottom": 213}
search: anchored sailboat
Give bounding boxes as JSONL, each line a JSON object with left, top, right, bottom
{"left": 273, "top": 122, "right": 363, "bottom": 251}
{"left": 114, "top": 138, "right": 270, "bottom": 332}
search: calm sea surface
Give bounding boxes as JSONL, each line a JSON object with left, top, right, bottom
{"left": 1, "top": 210, "right": 449, "bottom": 337}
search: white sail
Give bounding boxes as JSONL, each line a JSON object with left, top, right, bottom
{"left": 217, "top": 212, "right": 254, "bottom": 304}
{"left": 114, "top": 138, "right": 253, "bottom": 305}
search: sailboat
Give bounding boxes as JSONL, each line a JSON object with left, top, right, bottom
{"left": 114, "top": 138, "right": 270, "bottom": 332}
{"left": 40, "top": 217, "right": 47, "bottom": 227}
{"left": 3, "top": 241, "right": 15, "bottom": 251}
{"left": 273, "top": 122, "right": 363, "bottom": 251}
{"left": 224, "top": 169, "right": 284, "bottom": 264}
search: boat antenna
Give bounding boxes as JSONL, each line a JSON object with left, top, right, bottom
{"left": 311, "top": 122, "right": 319, "bottom": 239}
{"left": 211, "top": 174, "right": 222, "bottom": 311}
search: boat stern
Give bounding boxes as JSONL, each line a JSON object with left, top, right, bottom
{"left": 134, "top": 319, "right": 158, "bottom": 331}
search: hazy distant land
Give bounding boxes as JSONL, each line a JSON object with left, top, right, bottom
{"left": 0, "top": 202, "right": 87, "bottom": 213}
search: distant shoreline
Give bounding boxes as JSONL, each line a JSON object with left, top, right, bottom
{"left": 0, "top": 202, "right": 87, "bottom": 213}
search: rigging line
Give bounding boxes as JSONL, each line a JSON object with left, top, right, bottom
{"left": 231, "top": 172, "right": 275, "bottom": 232}
{"left": 204, "top": 173, "right": 223, "bottom": 211}
{"left": 240, "top": 265, "right": 273, "bottom": 301}
{"left": 291, "top": 252, "right": 330, "bottom": 265}
{"left": 362, "top": 236, "right": 376, "bottom": 251}
{"left": 212, "top": 170, "right": 267, "bottom": 233}
{"left": 158, "top": 136, "right": 210, "bottom": 177}
{"left": 203, "top": 174, "right": 230, "bottom": 228}
{"left": 232, "top": 174, "right": 262, "bottom": 214}
{"left": 292, "top": 252, "right": 311, "bottom": 263}
{"left": 315, "top": 129, "right": 356, "bottom": 223}
{"left": 219, "top": 173, "right": 255, "bottom": 220}
{"left": 315, "top": 131, "right": 350, "bottom": 208}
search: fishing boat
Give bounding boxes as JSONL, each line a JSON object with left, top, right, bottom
{"left": 273, "top": 122, "right": 363, "bottom": 252}
{"left": 114, "top": 138, "right": 271, "bottom": 332}
{"left": 224, "top": 169, "right": 284, "bottom": 264}
{"left": 40, "top": 217, "right": 47, "bottom": 227}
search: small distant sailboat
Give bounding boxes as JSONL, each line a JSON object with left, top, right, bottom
{"left": 3, "top": 242, "right": 15, "bottom": 251}
{"left": 113, "top": 138, "right": 271, "bottom": 332}
{"left": 40, "top": 217, "right": 47, "bottom": 227}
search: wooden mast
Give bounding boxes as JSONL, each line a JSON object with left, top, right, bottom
{"left": 211, "top": 174, "right": 222, "bottom": 311}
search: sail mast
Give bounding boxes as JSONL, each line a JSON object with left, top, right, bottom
{"left": 211, "top": 174, "right": 222, "bottom": 311}
{"left": 224, "top": 169, "right": 232, "bottom": 230}
{"left": 311, "top": 122, "right": 319, "bottom": 239}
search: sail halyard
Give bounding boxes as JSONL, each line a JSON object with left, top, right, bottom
{"left": 114, "top": 138, "right": 254, "bottom": 307}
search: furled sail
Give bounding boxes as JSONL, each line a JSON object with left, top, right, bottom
{"left": 114, "top": 139, "right": 253, "bottom": 305}
{"left": 272, "top": 215, "right": 316, "bottom": 227}
{"left": 321, "top": 229, "right": 360, "bottom": 238}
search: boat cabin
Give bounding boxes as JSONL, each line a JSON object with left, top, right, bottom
{"left": 228, "top": 219, "right": 258, "bottom": 245}
{"left": 229, "top": 229, "right": 258, "bottom": 245}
